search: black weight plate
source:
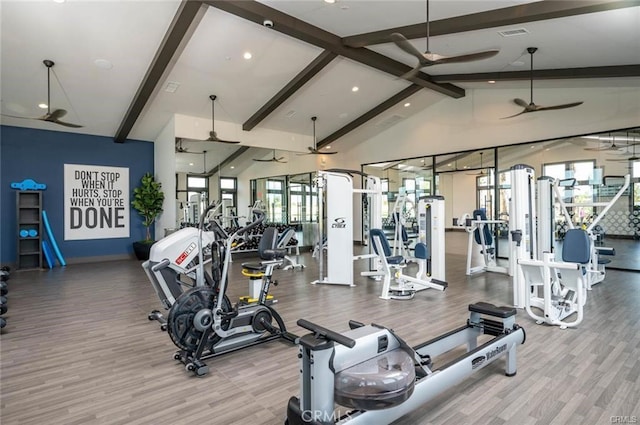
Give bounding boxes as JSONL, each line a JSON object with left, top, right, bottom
{"left": 167, "top": 287, "right": 231, "bottom": 353}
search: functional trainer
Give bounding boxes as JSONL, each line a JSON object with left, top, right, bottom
{"left": 285, "top": 302, "right": 525, "bottom": 424}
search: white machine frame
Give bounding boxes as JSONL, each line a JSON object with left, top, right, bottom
{"left": 552, "top": 174, "right": 630, "bottom": 289}
{"left": 465, "top": 212, "right": 510, "bottom": 276}
{"left": 312, "top": 170, "right": 382, "bottom": 286}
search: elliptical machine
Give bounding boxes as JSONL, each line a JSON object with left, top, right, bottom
{"left": 165, "top": 210, "right": 297, "bottom": 376}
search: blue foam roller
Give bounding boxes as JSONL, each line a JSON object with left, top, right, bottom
{"left": 28, "top": 229, "right": 38, "bottom": 237}
{"left": 19, "top": 230, "right": 29, "bottom": 238}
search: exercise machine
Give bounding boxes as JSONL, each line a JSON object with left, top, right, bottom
{"left": 277, "top": 227, "right": 304, "bottom": 271}
{"left": 144, "top": 201, "right": 226, "bottom": 330}
{"left": 417, "top": 195, "right": 446, "bottom": 282}
{"left": 165, "top": 214, "right": 297, "bottom": 376}
{"left": 312, "top": 169, "right": 382, "bottom": 286}
{"left": 518, "top": 228, "right": 589, "bottom": 329}
{"left": 465, "top": 208, "right": 509, "bottom": 276}
{"left": 551, "top": 174, "right": 630, "bottom": 289}
{"left": 285, "top": 302, "right": 525, "bottom": 425}
{"left": 369, "top": 229, "right": 447, "bottom": 300}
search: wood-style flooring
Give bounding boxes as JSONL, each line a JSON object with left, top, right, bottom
{"left": 1, "top": 233, "right": 639, "bottom": 425}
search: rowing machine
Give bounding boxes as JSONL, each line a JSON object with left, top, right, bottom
{"left": 285, "top": 302, "right": 525, "bottom": 424}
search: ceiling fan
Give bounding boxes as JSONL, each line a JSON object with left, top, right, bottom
{"left": 254, "top": 149, "right": 287, "bottom": 163}
{"left": 202, "top": 95, "right": 240, "bottom": 144}
{"left": 390, "top": 0, "right": 499, "bottom": 80}
{"left": 584, "top": 134, "right": 626, "bottom": 152}
{"left": 298, "top": 116, "right": 337, "bottom": 155}
{"left": 2, "top": 59, "right": 82, "bottom": 128}
{"left": 502, "top": 47, "right": 583, "bottom": 119}
{"left": 607, "top": 135, "right": 639, "bottom": 162}
{"left": 466, "top": 152, "right": 488, "bottom": 175}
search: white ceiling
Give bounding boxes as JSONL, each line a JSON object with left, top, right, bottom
{"left": 1, "top": 1, "right": 639, "bottom": 175}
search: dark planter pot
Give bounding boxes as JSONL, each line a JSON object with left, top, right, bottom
{"left": 133, "top": 241, "right": 154, "bottom": 261}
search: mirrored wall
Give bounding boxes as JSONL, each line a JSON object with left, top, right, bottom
{"left": 250, "top": 172, "right": 318, "bottom": 246}
{"left": 363, "top": 128, "right": 640, "bottom": 271}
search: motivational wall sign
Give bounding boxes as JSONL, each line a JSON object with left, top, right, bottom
{"left": 64, "top": 164, "right": 130, "bottom": 240}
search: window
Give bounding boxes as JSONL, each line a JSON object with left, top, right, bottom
{"left": 543, "top": 160, "right": 596, "bottom": 225}
{"left": 266, "top": 179, "right": 285, "bottom": 223}
{"left": 219, "top": 177, "right": 237, "bottom": 208}
{"left": 187, "top": 176, "right": 207, "bottom": 189}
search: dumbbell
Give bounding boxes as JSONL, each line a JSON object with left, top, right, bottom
{"left": 0, "top": 281, "right": 7, "bottom": 296}
{"left": 0, "top": 304, "right": 6, "bottom": 316}
{"left": 0, "top": 271, "right": 8, "bottom": 282}
{"left": 0, "top": 317, "right": 5, "bottom": 329}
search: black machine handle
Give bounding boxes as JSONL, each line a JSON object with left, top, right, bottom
{"left": 237, "top": 210, "right": 265, "bottom": 236}
{"left": 199, "top": 201, "right": 220, "bottom": 229}
{"left": 297, "top": 319, "right": 356, "bottom": 348}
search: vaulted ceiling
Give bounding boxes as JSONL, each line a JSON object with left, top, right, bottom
{"left": 2, "top": 0, "right": 639, "bottom": 174}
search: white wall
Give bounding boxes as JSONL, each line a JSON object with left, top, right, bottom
{"left": 154, "top": 117, "right": 177, "bottom": 237}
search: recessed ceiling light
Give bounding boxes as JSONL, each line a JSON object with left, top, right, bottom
{"left": 243, "top": 52, "right": 252, "bottom": 60}
{"left": 530, "top": 145, "right": 535, "bottom": 149}
{"left": 94, "top": 59, "right": 113, "bottom": 69}
{"left": 325, "top": 145, "right": 331, "bottom": 150}
{"left": 324, "top": 0, "right": 336, "bottom": 3}
{"left": 511, "top": 60, "right": 525, "bottom": 66}
{"left": 38, "top": 103, "right": 48, "bottom": 109}
{"left": 404, "top": 102, "right": 411, "bottom": 107}
{"left": 52, "top": 0, "right": 65, "bottom": 3}
{"left": 351, "top": 86, "right": 359, "bottom": 92}
{"left": 448, "top": 163, "right": 452, "bottom": 167}
{"left": 189, "top": 162, "right": 194, "bottom": 166}
{"left": 488, "top": 80, "right": 496, "bottom": 84}
{"left": 230, "top": 166, "right": 235, "bottom": 169}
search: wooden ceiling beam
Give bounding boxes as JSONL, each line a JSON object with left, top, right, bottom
{"left": 205, "top": 0, "right": 464, "bottom": 99}
{"left": 114, "top": 0, "right": 207, "bottom": 143}
{"left": 431, "top": 65, "right": 640, "bottom": 83}
{"left": 343, "top": 0, "right": 640, "bottom": 48}
{"left": 317, "top": 85, "right": 422, "bottom": 149}
{"left": 243, "top": 50, "right": 337, "bottom": 131}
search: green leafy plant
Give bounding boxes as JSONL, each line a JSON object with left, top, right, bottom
{"left": 131, "top": 172, "right": 165, "bottom": 242}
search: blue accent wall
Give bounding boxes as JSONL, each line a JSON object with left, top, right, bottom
{"left": 0, "top": 125, "right": 154, "bottom": 263}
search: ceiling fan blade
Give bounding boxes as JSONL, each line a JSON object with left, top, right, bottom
{"left": 513, "top": 98, "right": 529, "bottom": 108}
{"left": 47, "top": 119, "right": 83, "bottom": 128}
{"left": 398, "top": 63, "right": 422, "bottom": 80}
{"left": 607, "top": 156, "right": 640, "bottom": 162}
{"left": 432, "top": 49, "right": 499, "bottom": 65}
{"left": 253, "top": 158, "right": 275, "bottom": 162}
{"left": 47, "top": 109, "right": 67, "bottom": 119}
{"left": 535, "top": 101, "right": 584, "bottom": 112}
{"left": 390, "top": 33, "right": 430, "bottom": 63}
{"left": 500, "top": 109, "right": 528, "bottom": 119}
{"left": 213, "top": 138, "right": 240, "bottom": 144}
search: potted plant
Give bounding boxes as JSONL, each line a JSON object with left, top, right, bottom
{"left": 131, "top": 172, "right": 165, "bottom": 261}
